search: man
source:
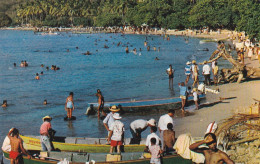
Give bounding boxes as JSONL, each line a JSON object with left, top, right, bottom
{"left": 213, "top": 62, "right": 219, "bottom": 86}
{"left": 65, "top": 92, "right": 74, "bottom": 119}
{"left": 2, "top": 100, "right": 7, "bottom": 107}
{"left": 108, "top": 113, "right": 124, "bottom": 153}
{"left": 166, "top": 65, "right": 174, "bottom": 89}
{"left": 130, "top": 118, "right": 156, "bottom": 144}
{"left": 185, "top": 61, "right": 191, "bottom": 85}
{"left": 158, "top": 109, "right": 175, "bottom": 149}
{"left": 96, "top": 89, "right": 105, "bottom": 119}
{"left": 8, "top": 128, "right": 31, "bottom": 164}
{"left": 191, "top": 60, "right": 199, "bottom": 87}
{"left": 202, "top": 61, "right": 211, "bottom": 86}
{"left": 178, "top": 82, "right": 187, "bottom": 113}
{"left": 189, "top": 133, "right": 234, "bottom": 164}
{"left": 145, "top": 126, "right": 161, "bottom": 151}
{"left": 163, "top": 123, "right": 175, "bottom": 153}
{"left": 103, "top": 105, "right": 120, "bottom": 137}
{"left": 40, "top": 116, "right": 53, "bottom": 151}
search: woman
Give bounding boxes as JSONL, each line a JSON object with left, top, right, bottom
{"left": 192, "top": 63, "right": 199, "bottom": 87}
{"left": 96, "top": 89, "right": 105, "bottom": 118}
{"left": 65, "top": 92, "right": 74, "bottom": 119}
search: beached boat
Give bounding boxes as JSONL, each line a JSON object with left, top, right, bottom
{"left": 86, "top": 95, "right": 205, "bottom": 115}
{"left": 3, "top": 150, "right": 192, "bottom": 164}
{"left": 20, "top": 135, "right": 145, "bottom": 153}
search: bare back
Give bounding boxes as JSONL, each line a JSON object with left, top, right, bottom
{"left": 204, "top": 149, "right": 233, "bottom": 164}
{"left": 10, "top": 137, "right": 22, "bottom": 152}
{"left": 163, "top": 130, "right": 175, "bottom": 148}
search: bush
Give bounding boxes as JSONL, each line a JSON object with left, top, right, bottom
{"left": 0, "top": 13, "right": 12, "bottom": 27}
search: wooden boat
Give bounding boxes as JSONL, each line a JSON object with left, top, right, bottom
{"left": 86, "top": 95, "right": 206, "bottom": 115}
{"left": 3, "top": 150, "right": 193, "bottom": 164}
{"left": 20, "top": 135, "right": 146, "bottom": 153}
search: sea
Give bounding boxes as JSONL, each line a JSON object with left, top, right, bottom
{"left": 0, "top": 30, "right": 232, "bottom": 150}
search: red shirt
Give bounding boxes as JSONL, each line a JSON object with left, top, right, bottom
{"left": 40, "top": 122, "right": 51, "bottom": 135}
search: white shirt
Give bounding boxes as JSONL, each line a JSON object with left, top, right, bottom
{"left": 193, "top": 91, "right": 198, "bottom": 101}
{"left": 109, "top": 120, "right": 125, "bottom": 141}
{"left": 103, "top": 112, "right": 114, "bottom": 128}
{"left": 203, "top": 64, "right": 211, "bottom": 75}
{"left": 2, "top": 136, "right": 11, "bottom": 152}
{"left": 130, "top": 119, "right": 148, "bottom": 133}
{"left": 145, "top": 132, "right": 161, "bottom": 149}
{"left": 158, "top": 114, "right": 174, "bottom": 131}
{"left": 191, "top": 64, "right": 199, "bottom": 72}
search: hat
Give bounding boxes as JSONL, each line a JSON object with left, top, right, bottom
{"left": 109, "top": 105, "right": 120, "bottom": 112}
{"left": 186, "top": 61, "right": 191, "bottom": 65}
{"left": 203, "top": 61, "right": 207, "bottom": 64}
{"left": 192, "top": 60, "right": 196, "bottom": 64}
{"left": 113, "top": 113, "right": 122, "bottom": 120}
{"left": 205, "top": 122, "right": 218, "bottom": 134}
{"left": 193, "top": 88, "right": 198, "bottom": 92}
{"left": 147, "top": 119, "right": 156, "bottom": 126}
{"left": 42, "top": 116, "right": 52, "bottom": 121}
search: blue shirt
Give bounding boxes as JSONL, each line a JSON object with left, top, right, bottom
{"left": 179, "top": 86, "right": 187, "bottom": 96}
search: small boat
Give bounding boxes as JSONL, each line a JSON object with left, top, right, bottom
{"left": 86, "top": 95, "right": 205, "bottom": 115}
{"left": 3, "top": 150, "right": 192, "bottom": 164}
{"left": 20, "top": 135, "right": 145, "bottom": 153}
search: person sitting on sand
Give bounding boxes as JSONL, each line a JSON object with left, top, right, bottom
{"left": 108, "top": 113, "right": 124, "bottom": 153}
{"left": 2, "top": 100, "right": 7, "bottom": 107}
{"left": 8, "top": 128, "right": 31, "bottom": 164}
{"left": 189, "top": 133, "right": 234, "bottom": 164}
{"left": 35, "top": 73, "right": 40, "bottom": 80}
{"left": 65, "top": 92, "right": 74, "bottom": 119}
{"left": 96, "top": 89, "right": 105, "bottom": 118}
{"left": 163, "top": 123, "right": 175, "bottom": 154}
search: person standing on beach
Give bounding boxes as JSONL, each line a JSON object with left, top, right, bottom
{"left": 8, "top": 128, "right": 31, "bottom": 164}
{"left": 158, "top": 109, "right": 175, "bottom": 149}
{"left": 149, "top": 137, "right": 163, "bottom": 164}
{"left": 178, "top": 82, "right": 187, "bottom": 113}
{"left": 103, "top": 105, "right": 120, "bottom": 137}
{"left": 166, "top": 65, "right": 174, "bottom": 90}
{"left": 189, "top": 133, "right": 234, "bottom": 164}
{"left": 192, "top": 88, "right": 199, "bottom": 110}
{"left": 202, "top": 61, "right": 211, "bottom": 86}
{"left": 213, "top": 62, "right": 219, "bottom": 86}
{"left": 185, "top": 61, "right": 191, "bottom": 85}
{"left": 130, "top": 118, "right": 156, "bottom": 144}
{"left": 65, "top": 92, "right": 74, "bottom": 119}
{"left": 145, "top": 126, "right": 161, "bottom": 152}
{"left": 40, "top": 116, "right": 54, "bottom": 152}
{"left": 96, "top": 89, "right": 105, "bottom": 119}
{"left": 192, "top": 60, "right": 199, "bottom": 87}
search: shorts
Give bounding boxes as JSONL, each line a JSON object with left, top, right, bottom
{"left": 180, "top": 95, "right": 186, "bottom": 99}
{"left": 150, "top": 158, "right": 161, "bottom": 164}
{"left": 10, "top": 151, "right": 21, "bottom": 159}
{"left": 111, "top": 140, "right": 123, "bottom": 147}
{"left": 169, "top": 74, "right": 173, "bottom": 78}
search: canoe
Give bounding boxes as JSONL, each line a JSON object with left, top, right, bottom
{"left": 86, "top": 95, "right": 205, "bottom": 115}
{"left": 20, "top": 135, "right": 146, "bottom": 153}
{"left": 3, "top": 150, "right": 192, "bottom": 164}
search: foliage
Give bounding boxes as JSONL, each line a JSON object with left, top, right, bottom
{"left": 0, "top": 12, "right": 12, "bottom": 27}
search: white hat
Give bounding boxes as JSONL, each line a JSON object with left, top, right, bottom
{"left": 186, "top": 61, "right": 191, "bottom": 65}
{"left": 147, "top": 119, "right": 156, "bottom": 126}
{"left": 205, "top": 122, "right": 218, "bottom": 134}
{"left": 113, "top": 113, "right": 122, "bottom": 120}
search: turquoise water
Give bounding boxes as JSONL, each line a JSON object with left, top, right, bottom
{"left": 0, "top": 30, "right": 227, "bottom": 143}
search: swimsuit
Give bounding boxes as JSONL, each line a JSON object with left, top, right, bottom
{"left": 67, "top": 101, "right": 73, "bottom": 109}
{"left": 10, "top": 151, "right": 20, "bottom": 159}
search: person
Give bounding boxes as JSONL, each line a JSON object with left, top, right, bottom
{"left": 147, "top": 46, "right": 150, "bottom": 51}
{"left": 20, "top": 61, "right": 24, "bottom": 67}
{"left": 192, "top": 60, "right": 199, "bottom": 87}
{"left": 192, "top": 88, "right": 199, "bottom": 110}
{"left": 155, "top": 57, "right": 159, "bottom": 60}
{"left": 145, "top": 126, "right": 161, "bottom": 151}
{"left": 40, "top": 71, "right": 44, "bottom": 75}
{"left": 24, "top": 61, "right": 28, "bottom": 67}
{"left": 103, "top": 105, "right": 120, "bottom": 137}
{"left": 158, "top": 109, "right": 175, "bottom": 149}
{"left": 2, "top": 128, "right": 13, "bottom": 152}
{"left": 163, "top": 123, "right": 175, "bottom": 154}
{"left": 202, "top": 61, "right": 211, "bottom": 86}
{"left": 96, "top": 89, "right": 105, "bottom": 118}
{"left": 40, "top": 116, "right": 54, "bottom": 152}
{"left": 13, "top": 63, "right": 16, "bottom": 67}
{"left": 43, "top": 99, "right": 47, "bottom": 105}
{"left": 185, "top": 61, "right": 191, "bottom": 85}
{"left": 144, "top": 41, "right": 147, "bottom": 46}
{"left": 130, "top": 119, "right": 156, "bottom": 144}
{"left": 178, "top": 82, "right": 187, "bottom": 113}
{"left": 8, "top": 128, "right": 31, "bottom": 164}
{"left": 166, "top": 65, "right": 174, "bottom": 89}
{"left": 153, "top": 46, "right": 156, "bottom": 51}
{"left": 240, "top": 48, "right": 245, "bottom": 65}
{"left": 35, "top": 73, "right": 40, "bottom": 80}
{"left": 189, "top": 133, "right": 234, "bottom": 164}
{"left": 149, "top": 138, "right": 163, "bottom": 164}
{"left": 65, "top": 92, "right": 74, "bottom": 119}
{"left": 2, "top": 100, "right": 7, "bottom": 107}
{"left": 133, "top": 48, "right": 137, "bottom": 54}
{"left": 107, "top": 113, "right": 124, "bottom": 153}
{"left": 125, "top": 46, "right": 129, "bottom": 53}
{"left": 213, "top": 62, "right": 219, "bottom": 86}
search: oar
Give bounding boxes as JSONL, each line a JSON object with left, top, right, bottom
{"left": 33, "top": 154, "right": 61, "bottom": 161}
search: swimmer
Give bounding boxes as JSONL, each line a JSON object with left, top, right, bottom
{"left": 20, "top": 61, "right": 24, "bottom": 67}
{"left": 144, "top": 41, "right": 147, "bottom": 46}
{"left": 67, "top": 49, "right": 70, "bottom": 52}
{"left": 139, "top": 48, "right": 142, "bottom": 52}
{"left": 153, "top": 46, "right": 156, "bottom": 51}
{"left": 83, "top": 51, "right": 91, "bottom": 55}
{"left": 41, "top": 64, "right": 44, "bottom": 67}
{"left": 40, "top": 71, "right": 43, "bottom": 75}
{"left": 46, "top": 66, "right": 49, "bottom": 70}
{"left": 158, "top": 47, "right": 160, "bottom": 52}
{"left": 147, "top": 46, "right": 150, "bottom": 51}
{"left": 126, "top": 46, "right": 129, "bottom": 53}
{"left": 43, "top": 99, "right": 47, "bottom": 105}
{"left": 155, "top": 57, "right": 159, "bottom": 60}
{"left": 96, "top": 89, "right": 105, "bottom": 119}
{"left": 76, "top": 46, "right": 79, "bottom": 49}
{"left": 35, "top": 73, "right": 40, "bottom": 80}
{"left": 65, "top": 92, "right": 74, "bottom": 119}
{"left": 13, "top": 63, "right": 16, "bottom": 67}
{"left": 2, "top": 100, "right": 7, "bottom": 107}
{"left": 133, "top": 48, "right": 137, "bottom": 54}
{"left": 55, "top": 67, "right": 60, "bottom": 70}
{"left": 24, "top": 61, "right": 28, "bottom": 67}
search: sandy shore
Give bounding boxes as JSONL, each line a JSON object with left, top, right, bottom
{"left": 175, "top": 57, "right": 260, "bottom": 137}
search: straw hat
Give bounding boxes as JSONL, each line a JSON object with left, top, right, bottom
{"left": 113, "top": 113, "right": 122, "bottom": 120}
{"left": 193, "top": 88, "right": 198, "bottom": 92}
{"left": 109, "top": 105, "right": 120, "bottom": 112}
{"left": 203, "top": 61, "right": 207, "bottom": 64}
{"left": 192, "top": 60, "right": 196, "bottom": 64}
{"left": 147, "top": 119, "right": 156, "bottom": 126}
{"left": 186, "top": 61, "right": 191, "bottom": 65}
{"left": 42, "top": 115, "right": 52, "bottom": 121}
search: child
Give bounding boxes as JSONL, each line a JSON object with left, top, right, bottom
{"left": 192, "top": 88, "right": 199, "bottom": 110}
{"left": 35, "top": 73, "right": 40, "bottom": 80}
{"left": 149, "top": 137, "right": 163, "bottom": 164}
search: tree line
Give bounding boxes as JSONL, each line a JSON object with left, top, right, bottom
{"left": 1, "top": 0, "right": 260, "bottom": 39}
